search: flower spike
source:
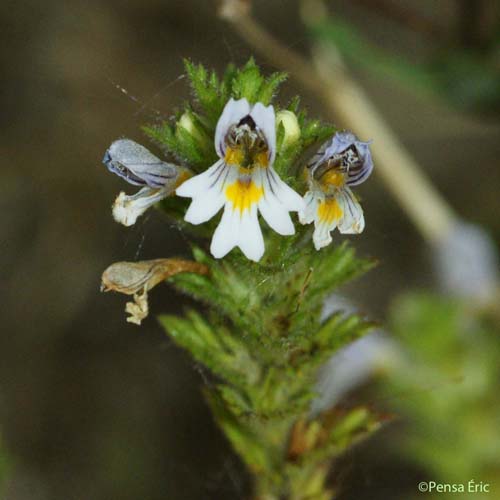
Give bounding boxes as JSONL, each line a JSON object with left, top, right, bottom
{"left": 299, "top": 131, "right": 373, "bottom": 250}
{"left": 177, "top": 98, "right": 304, "bottom": 262}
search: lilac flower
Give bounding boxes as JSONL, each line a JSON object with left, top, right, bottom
{"left": 299, "top": 132, "right": 374, "bottom": 250}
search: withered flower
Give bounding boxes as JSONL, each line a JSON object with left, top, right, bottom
{"left": 101, "top": 259, "right": 208, "bottom": 325}
{"left": 103, "top": 139, "right": 191, "bottom": 226}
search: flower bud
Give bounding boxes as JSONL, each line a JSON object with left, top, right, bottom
{"left": 276, "top": 110, "right": 301, "bottom": 148}
{"left": 177, "top": 112, "right": 210, "bottom": 149}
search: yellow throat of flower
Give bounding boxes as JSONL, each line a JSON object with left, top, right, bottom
{"left": 317, "top": 198, "right": 343, "bottom": 224}
{"left": 225, "top": 146, "right": 269, "bottom": 172}
{"left": 320, "top": 169, "right": 345, "bottom": 188}
{"left": 225, "top": 178, "right": 264, "bottom": 214}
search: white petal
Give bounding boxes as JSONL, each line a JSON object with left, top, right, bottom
{"left": 299, "top": 191, "right": 319, "bottom": 225}
{"left": 313, "top": 221, "right": 334, "bottom": 250}
{"left": 266, "top": 167, "right": 304, "bottom": 212}
{"left": 337, "top": 187, "right": 365, "bottom": 234}
{"left": 215, "top": 98, "right": 251, "bottom": 158}
{"left": 210, "top": 205, "right": 240, "bottom": 259}
{"left": 259, "top": 200, "right": 295, "bottom": 235}
{"left": 258, "top": 195, "right": 295, "bottom": 236}
{"left": 112, "top": 187, "right": 167, "bottom": 227}
{"left": 311, "top": 195, "right": 342, "bottom": 249}
{"left": 250, "top": 102, "right": 276, "bottom": 164}
{"left": 184, "top": 189, "right": 225, "bottom": 225}
{"left": 181, "top": 162, "right": 239, "bottom": 225}
{"left": 176, "top": 160, "right": 225, "bottom": 198}
{"left": 255, "top": 168, "right": 293, "bottom": 235}
{"left": 237, "top": 204, "right": 265, "bottom": 262}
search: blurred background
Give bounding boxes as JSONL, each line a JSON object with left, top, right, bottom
{"left": 1, "top": 0, "right": 499, "bottom": 499}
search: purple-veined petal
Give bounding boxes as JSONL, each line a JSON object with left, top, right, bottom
{"left": 104, "top": 139, "right": 178, "bottom": 188}
{"left": 311, "top": 132, "right": 374, "bottom": 187}
{"left": 345, "top": 141, "right": 373, "bottom": 186}
{"left": 214, "top": 98, "right": 251, "bottom": 158}
{"left": 257, "top": 168, "right": 296, "bottom": 235}
{"left": 266, "top": 167, "right": 304, "bottom": 212}
{"left": 299, "top": 191, "right": 320, "bottom": 225}
{"left": 176, "top": 160, "right": 226, "bottom": 198}
{"left": 249, "top": 102, "right": 276, "bottom": 164}
{"left": 179, "top": 161, "right": 240, "bottom": 225}
{"left": 337, "top": 187, "right": 365, "bottom": 234}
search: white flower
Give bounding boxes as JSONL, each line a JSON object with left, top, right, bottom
{"left": 176, "top": 98, "right": 304, "bottom": 262}
{"left": 299, "top": 132, "right": 373, "bottom": 250}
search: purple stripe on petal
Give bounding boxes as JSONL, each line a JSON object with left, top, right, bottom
{"left": 104, "top": 139, "right": 178, "bottom": 189}
{"left": 310, "top": 131, "right": 374, "bottom": 187}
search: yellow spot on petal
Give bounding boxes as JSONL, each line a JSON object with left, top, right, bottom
{"left": 321, "top": 170, "right": 345, "bottom": 188}
{"left": 225, "top": 146, "right": 244, "bottom": 166}
{"left": 224, "top": 146, "right": 269, "bottom": 168}
{"left": 225, "top": 179, "right": 264, "bottom": 214}
{"left": 254, "top": 151, "right": 269, "bottom": 168}
{"left": 317, "top": 198, "right": 343, "bottom": 224}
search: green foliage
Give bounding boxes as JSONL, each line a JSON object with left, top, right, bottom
{"left": 160, "top": 310, "right": 260, "bottom": 387}
{"left": 230, "top": 58, "right": 287, "bottom": 106}
{"left": 285, "top": 406, "right": 382, "bottom": 499}
{"left": 164, "top": 243, "right": 374, "bottom": 417}
{"left": 144, "top": 60, "right": 379, "bottom": 499}
{"left": 381, "top": 294, "right": 500, "bottom": 498}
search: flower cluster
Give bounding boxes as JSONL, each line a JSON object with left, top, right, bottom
{"left": 103, "top": 100, "right": 373, "bottom": 261}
